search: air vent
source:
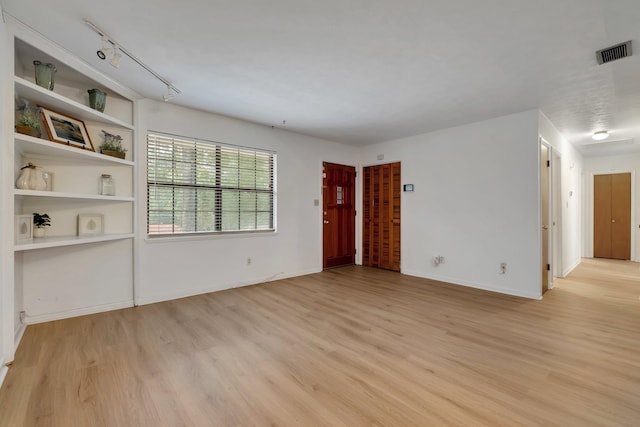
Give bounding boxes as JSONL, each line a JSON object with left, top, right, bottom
{"left": 596, "top": 40, "right": 632, "bottom": 64}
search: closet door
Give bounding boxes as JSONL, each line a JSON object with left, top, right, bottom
{"left": 594, "top": 173, "right": 631, "bottom": 260}
{"left": 363, "top": 162, "right": 401, "bottom": 271}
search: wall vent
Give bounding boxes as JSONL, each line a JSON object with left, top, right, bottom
{"left": 596, "top": 40, "right": 632, "bottom": 64}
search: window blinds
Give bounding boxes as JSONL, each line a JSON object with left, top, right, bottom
{"left": 147, "top": 132, "right": 275, "bottom": 235}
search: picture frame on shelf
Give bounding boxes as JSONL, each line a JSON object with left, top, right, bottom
{"left": 15, "top": 214, "right": 34, "bottom": 242}
{"left": 78, "top": 213, "right": 104, "bottom": 236}
{"left": 40, "top": 106, "right": 95, "bottom": 151}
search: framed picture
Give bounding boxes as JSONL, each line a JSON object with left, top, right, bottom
{"left": 78, "top": 213, "right": 104, "bottom": 236}
{"left": 15, "top": 214, "right": 33, "bottom": 242}
{"left": 40, "top": 106, "right": 94, "bottom": 151}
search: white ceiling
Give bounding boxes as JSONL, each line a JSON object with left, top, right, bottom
{"left": 2, "top": 0, "right": 640, "bottom": 153}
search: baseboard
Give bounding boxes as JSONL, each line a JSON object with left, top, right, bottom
{"left": 402, "top": 269, "right": 542, "bottom": 300}
{"left": 563, "top": 259, "right": 581, "bottom": 277}
{"left": 14, "top": 322, "right": 26, "bottom": 350}
{"left": 0, "top": 362, "right": 7, "bottom": 390}
{"left": 136, "top": 267, "right": 322, "bottom": 306}
{"left": 23, "top": 300, "right": 134, "bottom": 325}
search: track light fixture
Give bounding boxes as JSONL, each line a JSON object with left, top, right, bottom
{"left": 96, "top": 36, "right": 112, "bottom": 60}
{"left": 110, "top": 46, "right": 122, "bottom": 68}
{"left": 86, "top": 20, "right": 181, "bottom": 99}
{"left": 162, "top": 85, "right": 174, "bottom": 102}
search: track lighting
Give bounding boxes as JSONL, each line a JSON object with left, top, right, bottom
{"left": 162, "top": 85, "right": 174, "bottom": 102}
{"left": 96, "top": 37, "right": 112, "bottom": 60}
{"left": 110, "top": 46, "right": 122, "bottom": 68}
{"left": 86, "top": 20, "right": 181, "bottom": 99}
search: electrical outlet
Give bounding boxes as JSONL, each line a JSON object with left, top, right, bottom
{"left": 500, "top": 262, "right": 507, "bottom": 274}
{"left": 19, "top": 310, "right": 26, "bottom": 321}
{"left": 247, "top": 257, "right": 252, "bottom": 266}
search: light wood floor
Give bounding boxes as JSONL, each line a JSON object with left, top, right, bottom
{"left": 1, "top": 258, "right": 639, "bottom": 426}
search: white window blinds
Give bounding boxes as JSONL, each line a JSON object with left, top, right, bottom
{"left": 147, "top": 132, "right": 275, "bottom": 235}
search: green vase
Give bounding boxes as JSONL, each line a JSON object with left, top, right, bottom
{"left": 33, "top": 60, "right": 57, "bottom": 90}
{"left": 88, "top": 89, "right": 107, "bottom": 113}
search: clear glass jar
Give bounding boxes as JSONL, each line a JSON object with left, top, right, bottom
{"left": 100, "top": 174, "right": 115, "bottom": 196}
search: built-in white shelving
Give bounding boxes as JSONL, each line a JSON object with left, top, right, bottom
{"left": 5, "top": 27, "right": 138, "bottom": 336}
{"left": 14, "top": 189, "right": 134, "bottom": 202}
{"left": 14, "top": 77, "right": 134, "bottom": 130}
{"left": 13, "top": 233, "right": 135, "bottom": 251}
{"left": 15, "top": 133, "right": 133, "bottom": 166}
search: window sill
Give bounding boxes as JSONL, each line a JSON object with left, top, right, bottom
{"left": 143, "top": 229, "right": 277, "bottom": 243}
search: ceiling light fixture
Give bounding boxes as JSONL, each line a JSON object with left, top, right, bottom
{"left": 109, "top": 45, "right": 122, "bottom": 68}
{"left": 592, "top": 130, "right": 609, "bottom": 141}
{"left": 86, "top": 20, "right": 181, "bottom": 99}
{"left": 162, "top": 85, "right": 174, "bottom": 102}
{"left": 96, "top": 37, "right": 112, "bottom": 60}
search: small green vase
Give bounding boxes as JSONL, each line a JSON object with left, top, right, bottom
{"left": 33, "top": 60, "right": 57, "bottom": 90}
{"left": 88, "top": 89, "right": 107, "bottom": 113}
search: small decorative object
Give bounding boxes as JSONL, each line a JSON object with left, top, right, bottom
{"left": 33, "top": 212, "right": 51, "bottom": 238}
{"left": 99, "top": 130, "right": 127, "bottom": 159}
{"left": 33, "top": 60, "right": 57, "bottom": 90}
{"left": 88, "top": 88, "right": 107, "bottom": 112}
{"left": 15, "top": 163, "right": 47, "bottom": 191}
{"left": 15, "top": 100, "right": 42, "bottom": 138}
{"left": 15, "top": 214, "right": 34, "bottom": 242}
{"left": 40, "top": 106, "right": 94, "bottom": 151}
{"left": 78, "top": 213, "right": 104, "bottom": 236}
{"left": 99, "top": 174, "right": 115, "bottom": 196}
{"left": 42, "top": 171, "right": 54, "bottom": 191}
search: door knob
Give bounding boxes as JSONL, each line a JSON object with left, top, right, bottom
{"left": 542, "top": 225, "right": 548, "bottom": 230}
{"left": 612, "top": 219, "right": 616, "bottom": 223}
{"left": 323, "top": 220, "right": 329, "bottom": 224}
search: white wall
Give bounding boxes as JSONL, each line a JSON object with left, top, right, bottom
{"left": 135, "top": 100, "right": 359, "bottom": 304}
{"left": 583, "top": 153, "right": 639, "bottom": 261}
{"left": 0, "top": 4, "right": 11, "bottom": 378}
{"left": 359, "top": 110, "right": 542, "bottom": 299}
{"left": 538, "top": 112, "right": 584, "bottom": 276}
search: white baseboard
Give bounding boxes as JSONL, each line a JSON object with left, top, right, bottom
{"left": 563, "top": 258, "right": 581, "bottom": 277}
{"left": 0, "top": 363, "right": 7, "bottom": 390}
{"left": 14, "top": 322, "right": 26, "bottom": 350}
{"left": 402, "top": 269, "right": 542, "bottom": 300}
{"left": 24, "top": 300, "right": 134, "bottom": 325}
{"left": 136, "top": 267, "right": 322, "bottom": 306}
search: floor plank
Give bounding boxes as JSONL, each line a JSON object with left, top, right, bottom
{"left": 1, "top": 258, "right": 639, "bottom": 426}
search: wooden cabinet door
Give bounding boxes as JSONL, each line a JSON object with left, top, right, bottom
{"left": 363, "top": 162, "right": 401, "bottom": 271}
{"left": 594, "top": 173, "right": 631, "bottom": 260}
{"left": 323, "top": 162, "right": 356, "bottom": 268}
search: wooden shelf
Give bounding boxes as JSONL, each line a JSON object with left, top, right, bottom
{"left": 14, "top": 77, "right": 134, "bottom": 130}
{"left": 14, "top": 189, "right": 134, "bottom": 201}
{"left": 14, "top": 233, "right": 134, "bottom": 251}
{"left": 15, "top": 133, "right": 133, "bottom": 166}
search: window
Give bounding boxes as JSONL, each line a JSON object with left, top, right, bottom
{"left": 147, "top": 132, "right": 275, "bottom": 235}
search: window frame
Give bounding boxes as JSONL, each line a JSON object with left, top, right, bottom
{"left": 146, "top": 131, "right": 277, "bottom": 237}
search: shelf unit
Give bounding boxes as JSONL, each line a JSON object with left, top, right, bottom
{"left": 14, "top": 77, "right": 135, "bottom": 130}
{"left": 14, "top": 189, "right": 134, "bottom": 202}
{"left": 4, "top": 27, "right": 138, "bottom": 334}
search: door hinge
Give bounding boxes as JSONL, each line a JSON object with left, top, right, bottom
{"left": 547, "top": 263, "right": 550, "bottom": 271}
{"left": 354, "top": 248, "right": 357, "bottom": 254}
{"left": 546, "top": 160, "right": 550, "bottom": 167}
{"left": 354, "top": 210, "right": 357, "bottom": 216}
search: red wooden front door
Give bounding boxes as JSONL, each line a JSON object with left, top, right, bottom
{"left": 323, "top": 162, "right": 356, "bottom": 269}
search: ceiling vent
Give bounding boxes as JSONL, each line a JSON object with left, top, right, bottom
{"left": 596, "top": 40, "right": 632, "bottom": 64}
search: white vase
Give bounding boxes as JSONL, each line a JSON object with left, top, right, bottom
{"left": 33, "top": 227, "right": 45, "bottom": 238}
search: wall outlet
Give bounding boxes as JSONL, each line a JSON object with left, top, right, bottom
{"left": 19, "top": 310, "right": 26, "bottom": 321}
{"left": 247, "top": 257, "right": 252, "bottom": 266}
{"left": 500, "top": 262, "right": 507, "bottom": 274}
{"left": 433, "top": 255, "right": 445, "bottom": 266}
